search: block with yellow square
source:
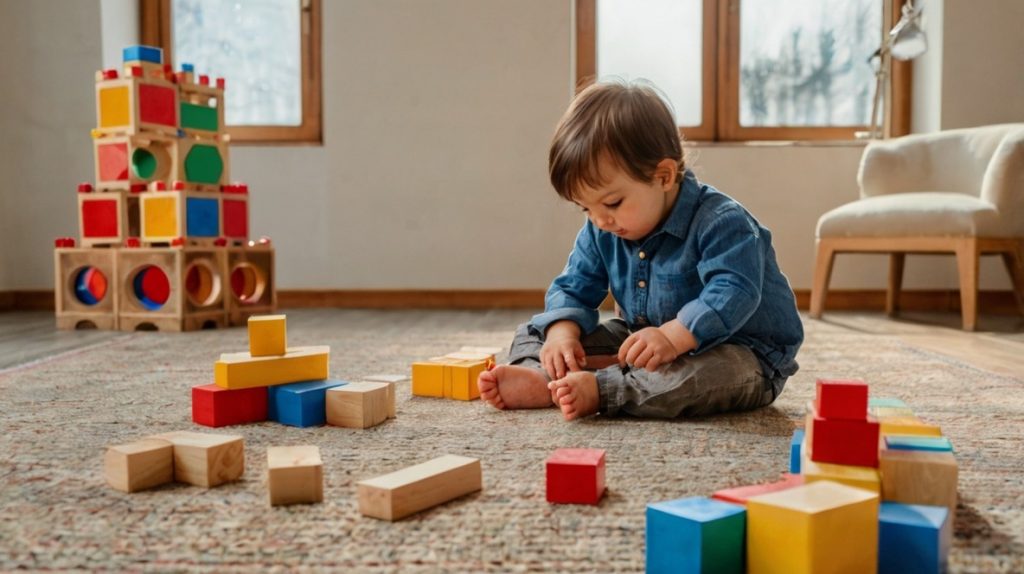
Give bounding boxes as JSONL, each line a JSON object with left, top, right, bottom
{"left": 747, "top": 481, "right": 879, "bottom": 574}
{"left": 140, "top": 190, "right": 221, "bottom": 243}
{"left": 248, "top": 314, "right": 287, "bottom": 356}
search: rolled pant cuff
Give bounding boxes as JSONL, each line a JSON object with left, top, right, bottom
{"left": 595, "top": 367, "right": 625, "bottom": 416}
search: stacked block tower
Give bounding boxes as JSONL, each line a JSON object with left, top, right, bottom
{"left": 54, "top": 45, "right": 276, "bottom": 331}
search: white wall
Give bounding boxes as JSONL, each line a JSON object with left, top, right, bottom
{"left": 1, "top": 0, "right": 1022, "bottom": 294}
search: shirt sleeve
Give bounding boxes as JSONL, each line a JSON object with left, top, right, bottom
{"left": 529, "top": 222, "right": 609, "bottom": 337}
{"left": 677, "top": 206, "right": 765, "bottom": 352}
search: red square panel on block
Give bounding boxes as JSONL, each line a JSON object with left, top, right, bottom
{"left": 810, "top": 414, "right": 880, "bottom": 467}
{"left": 546, "top": 448, "right": 606, "bottom": 505}
{"left": 712, "top": 473, "right": 805, "bottom": 505}
{"left": 222, "top": 198, "right": 248, "bottom": 239}
{"left": 192, "top": 384, "right": 268, "bottom": 427}
{"left": 81, "top": 198, "right": 120, "bottom": 238}
{"left": 138, "top": 83, "right": 177, "bottom": 127}
{"left": 815, "top": 378, "right": 869, "bottom": 420}
{"left": 97, "top": 142, "right": 129, "bottom": 181}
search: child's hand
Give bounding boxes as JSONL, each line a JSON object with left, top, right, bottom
{"left": 540, "top": 335, "right": 587, "bottom": 380}
{"left": 618, "top": 327, "right": 680, "bottom": 372}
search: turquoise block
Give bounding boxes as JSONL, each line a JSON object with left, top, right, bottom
{"left": 646, "top": 496, "right": 745, "bottom": 574}
{"left": 790, "top": 428, "right": 804, "bottom": 474}
{"left": 870, "top": 397, "right": 909, "bottom": 408}
{"left": 268, "top": 379, "right": 347, "bottom": 427}
{"left": 879, "top": 502, "right": 949, "bottom": 574}
{"left": 885, "top": 435, "right": 953, "bottom": 452}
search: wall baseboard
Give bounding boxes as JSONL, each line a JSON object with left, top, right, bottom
{"left": 1, "top": 288, "right": 1020, "bottom": 314}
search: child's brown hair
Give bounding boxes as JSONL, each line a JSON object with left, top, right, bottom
{"left": 549, "top": 80, "right": 685, "bottom": 201}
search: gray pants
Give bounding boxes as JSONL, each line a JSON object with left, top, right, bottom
{"left": 507, "top": 320, "right": 784, "bottom": 418}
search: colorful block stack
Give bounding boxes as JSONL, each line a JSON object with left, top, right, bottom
{"left": 55, "top": 44, "right": 275, "bottom": 332}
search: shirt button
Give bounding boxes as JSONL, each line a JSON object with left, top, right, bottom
{"left": 639, "top": 251, "right": 646, "bottom": 260}
{"left": 638, "top": 280, "right": 647, "bottom": 288}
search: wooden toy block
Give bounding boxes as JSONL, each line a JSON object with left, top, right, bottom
{"left": 357, "top": 454, "right": 482, "bottom": 521}
{"left": 411, "top": 355, "right": 487, "bottom": 400}
{"left": 54, "top": 247, "right": 118, "bottom": 330}
{"left": 869, "top": 397, "right": 909, "bottom": 409}
{"left": 139, "top": 189, "right": 221, "bottom": 244}
{"left": 267, "top": 446, "right": 323, "bottom": 506}
{"left": 214, "top": 346, "right": 330, "bottom": 389}
{"left": 220, "top": 188, "right": 248, "bottom": 243}
{"left": 814, "top": 378, "right": 868, "bottom": 420}
{"left": 790, "top": 428, "right": 804, "bottom": 473}
{"left": 879, "top": 416, "right": 942, "bottom": 437}
{"left": 326, "top": 382, "right": 390, "bottom": 429}
{"left": 712, "top": 473, "right": 805, "bottom": 506}
{"left": 123, "top": 45, "right": 163, "bottom": 65}
{"left": 746, "top": 481, "right": 879, "bottom": 574}
{"left": 93, "top": 133, "right": 179, "bottom": 191}
{"left": 884, "top": 435, "right": 953, "bottom": 452}
{"left": 878, "top": 502, "right": 950, "bottom": 574}
{"left": 362, "top": 375, "right": 401, "bottom": 418}
{"left": 268, "top": 379, "right": 347, "bottom": 427}
{"left": 248, "top": 314, "right": 286, "bottom": 357}
{"left": 104, "top": 438, "right": 173, "bottom": 492}
{"left": 871, "top": 405, "right": 916, "bottom": 418}
{"left": 810, "top": 414, "right": 880, "bottom": 467}
{"left": 226, "top": 245, "right": 277, "bottom": 325}
{"left": 178, "top": 75, "right": 225, "bottom": 139}
{"left": 115, "top": 247, "right": 226, "bottom": 332}
{"left": 148, "top": 431, "right": 244, "bottom": 487}
{"left": 78, "top": 189, "right": 139, "bottom": 246}
{"left": 801, "top": 438, "right": 880, "bottom": 493}
{"left": 646, "top": 496, "right": 745, "bottom": 574}
{"left": 191, "top": 384, "right": 268, "bottom": 427}
{"left": 177, "top": 138, "right": 229, "bottom": 192}
{"left": 95, "top": 73, "right": 179, "bottom": 137}
{"left": 879, "top": 449, "right": 958, "bottom": 516}
{"left": 546, "top": 448, "right": 606, "bottom": 505}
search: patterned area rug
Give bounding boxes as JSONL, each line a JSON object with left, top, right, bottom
{"left": 0, "top": 309, "right": 1021, "bottom": 572}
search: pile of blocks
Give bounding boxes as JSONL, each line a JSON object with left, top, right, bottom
{"left": 411, "top": 348, "right": 499, "bottom": 401}
{"left": 192, "top": 314, "right": 395, "bottom": 429}
{"left": 645, "top": 378, "right": 956, "bottom": 574}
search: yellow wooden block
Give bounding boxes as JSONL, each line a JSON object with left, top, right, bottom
{"left": 141, "top": 195, "right": 180, "bottom": 238}
{"left": 447, "top": 358, "right": 486, "bottom": 401}
{"left": 411, "top": 356, "right": 486, "bottom": 400}
{"left": 98, "top": 85, "right": 130, "bottom": 128}
{"left": 747, "top": 481, "right": 879, "bottom": 574}
{"left": 801, "top": 438, "right": 880, "bottom": 493}
{"left": 879, "top": 416, "right": 942, "bottom": 437}
{"left": 248, "top": 314, "right": 287, "bottom": 357}
{"left": 879, "top": 448, "right": 958, "bottom": 515}
{"left": 411, "top": 360, "right": 445, "bottom": 397}
{"left": 214, "top": 345, "right": 330, "bottom": 389}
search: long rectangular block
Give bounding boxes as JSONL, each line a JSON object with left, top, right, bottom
{"left": 268, "top": 379, "right": 347, "bottom": 427}
{"left": 646, "top": 497, "right": 745, "bottom": 574}
{"left": 879, "top": 449, "right": 958, "bottom": 515}
{"left": 267, "top": 445, "right": 323, "bottom": 506}
{"left": 879, "top": 502, "right": 950, "bottom": 574}
{"left": 149, "top": 431, "right": 244, "bottom": 487}
{"left": 815, "top": 378, "right": 868, "bottom": 419}
{"left": 357, "top": 455, "right": 482, "bottom": 521}
{"left": 191, "top": 384, "right": 267, "bottom": 427}
{"left": 810, "top": 414, "right": 880, "bottom": 467}
{"left": 326, "top": 381, "right": 390, "bottom": 429}
{"left": 247, "top": 314, "right": 286, "bottom": 357}
{"left": 214, "top": 346, "right": 330, "bottom": 389}
{"left": 879, "top": 416, "right": 943, "bottom": 437}
{"left": 884, "top": 435, "right": 953, "bottom": 453}
{"left": 747, "top": 481, "right": 879, "bottom": 574}
{"left": 546, "top": 448, "right": 606, "bottom": 505}
{"left": 712, "top": 473, "right": 804, "bottom": 506}
{"left": 104, "top": 438, "right": 174, "bottom": 492}
{"left": 411, "top": 355, "right": 488, "bottom": 400}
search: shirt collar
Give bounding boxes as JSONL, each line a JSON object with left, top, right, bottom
{"left": 653, "top": 169, "right": 701, "bottom": 241}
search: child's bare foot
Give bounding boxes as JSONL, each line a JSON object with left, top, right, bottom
{"left": 477, "top": 365, "right": 553, "bottom": 410}
{"left": 547, "top": 371, "right": 600, "bottom": 421}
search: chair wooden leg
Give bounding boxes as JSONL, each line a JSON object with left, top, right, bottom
{"left": 955, "top": 238, "right": 979, "bottom": 331}
{"left": 810, "top": 239, "right": 836, "bottom": 319}
{"left": 886, "top": 253, "right": 905, "bottom": 317}
{"left": 1001, "top": 239, "right": 1024, "bottom": 317}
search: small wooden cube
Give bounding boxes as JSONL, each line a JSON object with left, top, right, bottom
{"left": 267, "top": 445, "right": 323, "bottom": 506}
{"left": 104, "top": 438, "right": 174, "bottom": 493}
{"left": 879, "top": 448, "right": 958, "bottom": 516}
{"left": 247, "top": 314, "right": 287, "bottom": 357}
{"left": 814, "top": 378, "right": 868, "bottom": 420}
{"left": 646, "top": 496, "right": 746, "bottom": 574}
{"left": 326, "top": 382, "right": 390, "bottom": 429}
{"left": 149, "top": 431, "right": 244, "bottom": 487}
{"left": 546, "top": 448, "right": 606, "bottom": 505}
{"left": 810, "top": 414, "right": 880, "bottom": 467}
{"left": 879, "top": 502, "right": 951, "bottom": 574}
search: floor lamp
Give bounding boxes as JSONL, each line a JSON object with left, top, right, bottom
{"left": 861, "top": 0, "right": 928, "bottom": 139}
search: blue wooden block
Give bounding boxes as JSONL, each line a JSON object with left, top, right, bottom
{"left": 885, "top": 435, "right": 953, "bottom": 452}
{"left": 186, "top": 197, "right": 220, "bottom": 237}
{"left": 790, "top": 428, "right": 805, "bottom": 474}
{"left": 268, "top": 380, "right": 347, "bottom": 427}
{"left": 123, "top": 45, "right": 163, "bottom": 64}
{"left": 879, "top": 502, "right": 950, "bottom": 574}
{"left": 182, "top": 62, "right": 195, "bottom": 73}
{"left": 646, "top": 496, "right": 745, "bottom": 574}
{"left": 870, "top": 397, "right": 909, "bottom": 408}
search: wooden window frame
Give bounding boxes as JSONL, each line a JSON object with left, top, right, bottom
{"left": 576, "top": 0, "right": 911, "bottom": 142}
{"left": 141, "top": 0, "right": 322, "bottom": 145}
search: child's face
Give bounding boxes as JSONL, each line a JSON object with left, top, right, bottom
{"left": 573, "top": 154, "right": 678, "bottom": 242}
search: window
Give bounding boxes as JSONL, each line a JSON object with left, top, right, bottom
{"left": 577, "top": 0, "right": 912, "bottom": 141}
{"left": 142, "top": 0, "right": 322, "bottom": 144}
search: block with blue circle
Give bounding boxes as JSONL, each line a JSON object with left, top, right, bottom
{"left": 268, "top": 379, "right": 348, "bottom": 427}
{"left": 790, "top": 428, "right": 805, "bottom": 473}
{"left": 884, "top": 435, "right": 953, "bottom": 453}
{"left": 646, "top": 496, "right": 745, "bottom": 574}
{"left": 123, "top": 45, "right": 163, "bottom": 65}
{"left": 878, "top": 502, "right": 950, "bottom": 574}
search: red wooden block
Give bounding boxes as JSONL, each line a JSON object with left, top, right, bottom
{"left": 810, "top": 414, "right": 880, "bottom": 467}
{"left": 222, "top": 198, "right": 248, "bottom": 238}
{"left": 546, "top": 448, "right": 606, "bottom": 505}
{"left": 77, "top": 183, "right": 94, "bottom": 193}
{"left": 815, "top": 378, "right": 868, "bottom": 420}
{"left": 192, "top": 384, "right": 268, "bottom": 427}
{"left": 712, "top": 473, "right": 805, "bottom": 505}
{"left": 138, "top": 83, "right": 177, "bottom": 127}
{"left": 81, "top": 198, "right": 120, "bottom": 238}
{"left": 97, "top": 141, "right": 129, "bottom": 182}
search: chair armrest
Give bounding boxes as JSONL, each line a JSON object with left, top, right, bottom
{"left": 856, "top": 134, "right": 946, "bottom": 199}
{"left": 981, "top": 127, "right": 1024, "bottom": 217}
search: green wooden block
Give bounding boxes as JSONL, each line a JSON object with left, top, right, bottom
{"left": 869, "top": 397, "right": 908, "bottom": 408}
{"left": 885, "top": 435, "right": 954, "bottom": 452}
{"left": 180, "top": 102, "right": 218, "bottom": 132}
{"left": 184, "top": 144, "right": 224, "bottom": 184}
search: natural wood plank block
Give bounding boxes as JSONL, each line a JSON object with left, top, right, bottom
{"left": 326, "top": 382, "right": 390, "bottom": 429}
{"left": 149, "top": 431, "right": 244, "bottom": 487}
{"left": 267, "top": 445, "right": 323, "bottom": 506}
{"left": 879, "top": 416, "right": 943, "bottom": 437}
{"left": 214, "top": 345, "right": 329, "bottom": 389}
{"left": 879, "top": 448, "right": 959, "bottom": 516}
{"left": 357, "top": 454, "right": 482, "bottom": 521}
{"left": 247, "top": 314, "right": 287, "bottom": 357}
{"left": 104, "top": 438, "right": 174, "bottom": 493}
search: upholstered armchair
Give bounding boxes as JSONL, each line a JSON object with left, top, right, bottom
{"left": 810, "top": 123, "right": 1024, "bottom": 330}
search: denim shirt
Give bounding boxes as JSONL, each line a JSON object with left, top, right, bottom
{"left": 530, "top": 170, "right": 803, "bottom": 379}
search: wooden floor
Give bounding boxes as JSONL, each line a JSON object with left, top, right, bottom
{"left": 1, "top": 309, "right": 1022, "bottom": 375}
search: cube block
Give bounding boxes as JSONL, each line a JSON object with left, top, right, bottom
{"left": 646, "top": 497, "right": 746, "bottom": 574}
{"left": 879, "top": 449, "right": 958, "bottom": 516}
{"left": 267, "top": 445, "right": 323, "bottom": 506}
{"left": 810, "top": 414, "right": 880, "bottom": 467}
{"left": 104, "top": 438, "right": 173, "bottom": 492}
{"left": 326, "top": 381, "right": 390, "bottom": 429}
{"left": 878, "top": 502, "right": 950, "bottom": 574}
{"left": 149, "top": 431, "right": 244, "bottom": 487}
{"left": 546, "top": 448, "right": 606, "bottom": 505}
{"left": 268, "top": 379, "right": 347, "bottom": 427}
{"left": 247, "top": 314, "right": 286, "bottom": 357}
{"left": 411, "top": 355, "right": 487, "bottom": 400}
{"left": 815, "top": 378, "right": 868, "bottom": 420}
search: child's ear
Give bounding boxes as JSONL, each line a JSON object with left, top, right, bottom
{"left": 654, "top": 159, "right": 678, "bottom": 190}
